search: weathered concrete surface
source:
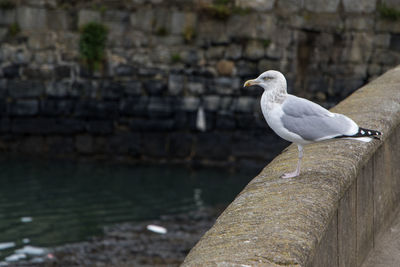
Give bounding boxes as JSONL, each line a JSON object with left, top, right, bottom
{"left": 182, "top": 66, "right": 400, "bottom": 267}
{"left": 362, "top": 209, "right": 400, "bottom": 267}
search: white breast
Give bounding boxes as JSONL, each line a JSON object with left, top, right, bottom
{"left": 260, "top": 92, "right": 311, "bottom": 145}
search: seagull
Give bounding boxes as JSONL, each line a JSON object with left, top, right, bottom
{"left": 244, "top": 70, "right": 382, "bottom": 178}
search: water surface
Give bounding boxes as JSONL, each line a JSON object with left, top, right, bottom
{"left": 0, "top": 158, "right": 256, "bottom": 260}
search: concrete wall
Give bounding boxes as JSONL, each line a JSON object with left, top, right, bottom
{"left": 182, "top": 66, "right": 400, "bottom": 266}
{"left": 1, "top": 0, "right": 400, "bottom": 165}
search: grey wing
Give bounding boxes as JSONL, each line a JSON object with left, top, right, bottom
{"left": 281, "top": 95, "right": 357, "bottom": 141}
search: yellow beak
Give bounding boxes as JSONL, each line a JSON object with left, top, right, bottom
{"left": 243, "top": 79, "right": 257, "bottom": 87}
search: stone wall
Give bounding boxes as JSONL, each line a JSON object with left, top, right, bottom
{"left": 182, "top": 66, "right": 400, "bottom": 267}
{"left": 0, "top": 0, "right": 400, "bottom": 164}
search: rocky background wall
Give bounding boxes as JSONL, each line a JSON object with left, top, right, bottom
{"left": 0, "top": 0, "right": 399, "bottom": 167}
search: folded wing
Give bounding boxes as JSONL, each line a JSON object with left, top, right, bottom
{"left": 281, "top": 95, "right": 358, "bottom": 141}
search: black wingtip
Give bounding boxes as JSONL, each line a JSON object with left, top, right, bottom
{"left": 355, "top": 127, "right": 382, "bottom": 139}
{"left": 335, "top": 127, "right": 382, "bottom": 140}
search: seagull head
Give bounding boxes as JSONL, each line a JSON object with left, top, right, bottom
{"left": 243, "top": 70, "right": 286, "bottom": 92}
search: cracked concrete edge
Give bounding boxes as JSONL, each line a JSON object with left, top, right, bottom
{"left": 182, "top": 66, "right": 400, "bottom": 267}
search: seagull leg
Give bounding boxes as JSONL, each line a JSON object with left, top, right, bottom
{"left": 281, "top": 145, "right": 303, "bottom": 179}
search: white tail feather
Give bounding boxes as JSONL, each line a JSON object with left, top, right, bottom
{"left": 343, "top": 137, "right": 373, "bottom": 143}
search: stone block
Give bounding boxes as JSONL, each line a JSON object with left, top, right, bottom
{"left": 235, "top": 0, "right": 275, "bottom": 12}
{"left": 0, "top": 28, "right": 7, "bottom": 41}
{"left": 305, "top": 0, "right": 339, "bottom": 12}
{"left": 376, "top": 19, "right": 400, "bottom": 33}
{"left": 123, "top": 81, "right": 142, "bottom": 96}
{"left": 182, "top": 49, "right": 203, "bottom": 66}
{"left": 168, "top": 74, "right": 184, "bottom": 95}
{"left": 18, "top": 136, "right": 46, "bottom": 154}
{"left": 234, "top": 96, "right": 256, "bottom": 113}
{"left": 235, "top": 61, "right": 258, "bottom": 78}
{"left": 203, "top": 95, "right": 220, "bottom": 111}
{"left": 169, "top": 133, "right": 194, "bottom": 158}
{"left": 78, "top": 9, "right": 100, "bottom": 28}
{"left": 308, "top": 213, "right": 338, "bottom": 267}
{"left": 373, "top": 34, "right": 390, "bottom": 48}
{"left": 389, "top": 33, "right": 400, "bottom": 52}
{"left": 74, "top": 100, "right": 119, "bottom": 119}
{"left": 265, "top": 43, "right": 284, "bottom": 60}
{"left": 205, "top": 46, "right": 225, "bottom": 60}
{"left": 333, "top": 77, "right": 364, "bottom": 99}
{"left": 258, "top": 59, "right": 281, "bottom": 73}
{"left": 40, "top": 99, "right": 73, "bottom": 116}
{"left": 55, "top": 65, "right": 71, "bottom": 80}
{"left": 371, "top": 49, "right": 400, "bottom": 65}
{"left": 195, "top": 132, "right": 231, "bottom": 160}
{"left": 130, "top": 118, "right": 174, "bottom": 131}
{"left": 187, "top": 81, "right": 205, "bottom": 95}
{"left": 144, "top": 80, "right": 167, "bottom": 95}
{"left": 47, "top": 10, "right": 74, "bottom": 31}
{"left": 33, "top": 50, "right": 57, "bottom": 64}
{"left": 341, "top": 33, "right": 373, "bottom": 64}
{"left": 214, "top": 77, "right": 240, "bottom": 95}
{"left": 107, "top": 132, "right": 141, "bottom": 156}
{"left": 148, "top": 97, "right": 172, "bottom": 118}
{"left": 45, "top": 81, "right": 69, "bottom": 98}
{"left": 179, "top": 97, "right": 200, "bottom": 112}
{"left": 115, "top": 64, "right": 136, "bottom": 76}
{"left": 197, "top": 19, "right": 228, "bottom": 45}
{"left": 216, "top": 60, "right": 235, "bottom": 76}
{"left": 219, "top": 96, "right": 234, "bottom": 111}
{"left": 373, "top": 137, "right": 397, "bottom": 239}
{"left": 138, "top": 67, "right": 166, "bottom": 77}
{"left": 231, "top": 131, "right": 280, "bottom": 159}
{"left": 23, "top": 66, "right": 53, "bottom": 80}
{"left": 17, "top": 6, "right": 47, "bottom": 30}
{"left": 141, "top": 133, "right": 168, "bottom": 158}
{"left": 302, "top": 13, "right": 343, "bottom": 32}
{"left": 343, "top": 0, "right": 376, "bottom": 13}
{"left": 57, "top": 32, "right": 79, "bottom": 51}
{"left": 46, "top": 136, "right": 75, "bottom": 155}
{"left": 277, "top": 0, "right": 304, "bottom": 13}
{"left": 13, "top": 48, "right": 31, "bottom": 64}
{"left": 7, "top": 80, "right": 44, "bottom": 98}
{"left": 100, "top": 81, "right": 123, "bottom": 100}
{"left": 226, "top": 15, "right": 258, "bottom": 39}
{"left": 235, "top": 113, "right": 257, "bottom": 129}
{"left": 11, "top": 118, "right": 84, "bottom": 134}
{"left": 120, "top": 97, "right": 148, "bottom": 116}
{"left": 367, "top": 64, "right": 382, "bottom": 76}
{"left": 256, "top": 14, "right": 277, "bottom": 37}
{"left": 3, "top": 65, "right": 20, "bottom": 79}
{"left": 24, "top": 0, "right": 57, "bottom": 7}
{"left": 0, "top": 9, "right": 16, "bottom": 25}
{"left": 75, "top": 134, "right": 93, "bottom": 154}
{"left": 170, "top": 11, "right": 197, "bottom": 35}
{"left": 345, "top": 17, "right": 374, "bottom": 31}
{"left": 0, "top": 118, "right": 10, "bottom": 133}
{"left": 338, "top": 184, "right": 356, "bottom": 267}
{"left": 130, "top": 9, "right": 154, "bottom": 32}
{"left": 153, "top": 8, "right": 171, "bottom": 34}
{"left": 356, "top": 163, "right": 374, "bottom": 266}
{"left": 86, "top": 120, "right": 114, "bottom": 135}
{"left": 0, "top": 79, "right": 5, "bottom": 94}
{"left": 104, "top": 9, "right": 130, "bottom": 21}
{"left": 383, "top": 0, "right": 400, "bottom": 8}
{"left": 225, "top": 44, "right": 242, "bottom": 60}
{"left": 8, "top": 99, "right": 39, "bottom": 116}
{"left": 216, "top": 113, "right": 236, "bottom": 129}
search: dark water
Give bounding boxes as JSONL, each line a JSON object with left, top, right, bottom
{"left": 0, "top": 158, "right": 256, "bottom": 260}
